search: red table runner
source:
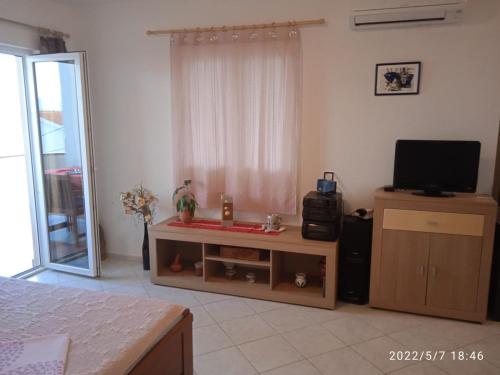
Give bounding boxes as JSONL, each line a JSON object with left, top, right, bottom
{"left": 167, "top": 219, "right": 281, "bottom": 236}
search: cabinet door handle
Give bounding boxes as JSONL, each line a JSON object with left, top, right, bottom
{"left": 427, "top": 220, "right": 439, "bottom": 226}
{"left": 430, "top": 266, "right": 437, "bottom": 277}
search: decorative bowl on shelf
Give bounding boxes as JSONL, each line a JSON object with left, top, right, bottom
{"left": 223, "top": 262, "right": 236, "bottom": 270}
{"left": 194, "top": 261, "right": 203, "bottom": 276}
{"left": 246, "top": 272, "right": 256, "bottom": 283}
{"left": 225, "top": 269, "right": 237, "bottom": 280}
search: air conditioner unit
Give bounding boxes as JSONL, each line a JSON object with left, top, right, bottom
{"left": 350, "top": 0, "right": 467, "bottom": 30}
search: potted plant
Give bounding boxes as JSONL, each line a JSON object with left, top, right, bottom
{"left": 172, "top": 179, "right": 198, "bottom": 224}
{"left": 120, "top": 184, "right": 157, "bottom": 270}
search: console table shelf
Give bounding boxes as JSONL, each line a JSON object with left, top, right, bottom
{"left": 149, "top": 217, "right": 338, "bottom": 309}
{"left": 204, "top": 255, "right": 271, "bottom": 269}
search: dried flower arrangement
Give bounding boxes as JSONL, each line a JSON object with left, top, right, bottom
{"left": 120, "top": 184, "right": 158, "bottom": 224}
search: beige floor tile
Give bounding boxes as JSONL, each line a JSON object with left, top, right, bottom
{"left": 220, "top": 314, "right": 276, "bottom": 344}
{"left": 464, "top": 333, "right": 500, "bottom": 368}
{"left": 101, "top": 285, "right": 149, "bottom": 297}
{"left": 243, "top": 298, "right": 288, "bottom": 313}
{"left": 259, "top": 306, "right": 317, "bottom": 333}
{"left": 191, "top": 306, "right": 216, "bottom": 329}
{"left": 27, "top": 270, "right": 60, "bottom": 284}
{"left": 357, "top": 309, "right": 428, "bottom": 334}
{"left": 351, "top": 335, "right": 410, "bottom": 373}
{"left": 204, "top": 299, "right": 255, "bottom": 323}
{"left": 193, "top": 324, "right": 233, "bottom": 356}
{"left": 238, "top": 335, "right": 302, "bottom": 372}
{"left": 147, "top": 287, "right": 200, "bottom": 307}
{"left": 192, "top": 290, "right": 235, "bottom": 304}
{"left": 282, "top": 324, "right": 345, "bottom": 358}
{"left": 261, "top": 360, "right": 321, "bottom": 375}
{"left": 389, "top": 326, "right": 460, "bottom": 352}
{"left": 424, "top": 319, "right": 500, "bottom": 347}
{"left": 257, "top": 304, "right": 348, "bottom": 332}
{"left": 309, "top": 347, "right": 382, "bottom": 375}
{"left": 433, "top": 350, "right": 500, "bottom": 374}
{"left": 99, "top": 276, "right": 146, "bottom": 290}
{"left": 289, "top": 305, "right": 346, "bottom": 323}
{"left": 194, "top": 347, "right": 256, "bottom": 375}
{"left": 389, "top": 362, "right": 447, "bottom": 375}
{"left": 321, "top": 316, "right": 384, "bottom": 345}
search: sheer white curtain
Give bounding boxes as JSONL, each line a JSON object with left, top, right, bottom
{"left": 171, "top": 28, "right": 301, "bottom": 215}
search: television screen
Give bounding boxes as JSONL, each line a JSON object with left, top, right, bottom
{"left": 393, "top": 140, "right": 481, "bottom": 194}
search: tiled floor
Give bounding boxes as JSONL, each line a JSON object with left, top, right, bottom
{"left": 28, "top": 258, "right": 500, "bottom": 375}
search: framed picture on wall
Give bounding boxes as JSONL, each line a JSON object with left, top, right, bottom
{"left": 375, "top": 61, "right": 421, "bottom": 96}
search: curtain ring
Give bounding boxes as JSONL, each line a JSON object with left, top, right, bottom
{"left": 194, "top": 28, "right": 203, "bottom": 43}
{"left": 269, "top": 23, "right": 278, "bottom": 39}
{"left": 249, "top": 24, "right": 258, "bottom": 39}
{"left": 288, "top": 21, "right": 298, "bottom": 39}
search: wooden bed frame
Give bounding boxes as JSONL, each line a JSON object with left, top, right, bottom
{"left": 129, "top": 310, "right": 193, "bottom": 375}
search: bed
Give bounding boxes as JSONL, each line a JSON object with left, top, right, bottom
{"left": 0, "top": 277, "right": 193, "bottom": 375}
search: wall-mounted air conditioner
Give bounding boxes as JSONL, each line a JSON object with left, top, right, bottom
{"left": 350, "top": 0, "right": 467, "bottom": 30}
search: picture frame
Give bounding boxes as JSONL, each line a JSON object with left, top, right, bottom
{"left": 375, "top": 61, "right": 421, "bottom": 96}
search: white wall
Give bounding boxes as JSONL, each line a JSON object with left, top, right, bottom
{"left": 0, "top": 0, "right": 76, "bottom": 51}
{"left": 69, "top": 0, "right": 500, "bottom": 257}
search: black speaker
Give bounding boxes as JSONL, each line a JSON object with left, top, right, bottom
{"left": 338, "top": 215, "right": 373, "bottom": 304}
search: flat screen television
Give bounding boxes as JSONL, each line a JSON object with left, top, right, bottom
{"left": 393, "top": 140, "right": 481, "bottom": 197}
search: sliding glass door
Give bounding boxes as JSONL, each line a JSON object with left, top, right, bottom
{"left": 26, "top": 52, "right": 100, "bottom": 277}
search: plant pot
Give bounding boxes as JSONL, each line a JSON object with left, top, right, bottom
{"left": 179, "top": 208, "right": 193, "bottom": 224}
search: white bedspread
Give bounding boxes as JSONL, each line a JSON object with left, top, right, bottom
{"left": 0, "top": 277, "right": 186, "bottom": 375}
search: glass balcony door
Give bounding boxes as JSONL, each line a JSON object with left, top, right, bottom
{"left": 26, "top": 52, "right": 99, "bottom": 277}
{"left": 0, "top": 51, "right": 40, "bottom": 277}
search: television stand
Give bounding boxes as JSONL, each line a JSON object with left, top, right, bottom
{"left": 370, "top": 187, "right": 497, "bottom": 322}
{"left": 412, "top": 190, "right": 455, "bottom": 198}
{"left": 148, "top": 217, "right": 338, "bottom": 309}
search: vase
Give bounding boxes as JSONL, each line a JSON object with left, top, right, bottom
{"left": 295, "top": 273, "right": 307, "bottom": 288}
{"left": 179, "top": 207, "right": 193, "bottom": 224}
{"left": 170, "top": 253, "right": 183, "bottom": 272}
{"left": 142, "top": 222, "right": 150, "bottom": 270}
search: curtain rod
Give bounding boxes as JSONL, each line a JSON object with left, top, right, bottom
{"left": 0, "top": 16, "right": 70, "bottom": 38}
{"left": 146, "top": 18, "right": 325, "bottom": 36}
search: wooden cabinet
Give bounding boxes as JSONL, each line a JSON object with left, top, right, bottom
{"left": 427, "top": 234, "right": 482, "bottom": 312}
{"left": 149, "top": 217, "right": 338, "bottom": 310}
{"left": 370, "top": 189, "right": 496, "bottom": 322}
{"left": 379, "top": 230, "right": 429, "bottom": 307}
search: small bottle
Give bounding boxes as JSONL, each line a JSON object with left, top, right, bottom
{"left": 221, "top": 193, "right": 233, "bottom": 227}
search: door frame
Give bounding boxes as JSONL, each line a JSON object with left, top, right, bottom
{"left": 25, "top": 52, "right": 100, "bottom": 277}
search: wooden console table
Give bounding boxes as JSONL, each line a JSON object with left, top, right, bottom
{"left": 149, "top": 217, "right": 338, "bottom": 309}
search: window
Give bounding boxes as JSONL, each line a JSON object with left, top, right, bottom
{"left": 171, "top": 29, "right": 301, "bottom": 214}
